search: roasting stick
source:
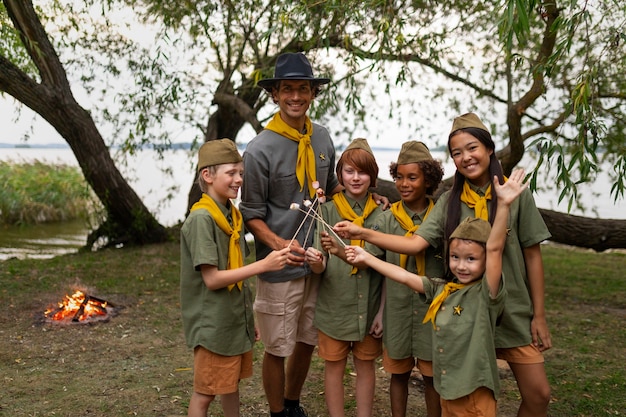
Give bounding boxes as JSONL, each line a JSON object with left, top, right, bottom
{"left": 289, "top": 203, "right": 347, "bottom": 248}
{"left": 287, "top": 205, "right": 313, "bottom": 248}
{"left": 287, "top": 197, "right": 322, "bottom": 248}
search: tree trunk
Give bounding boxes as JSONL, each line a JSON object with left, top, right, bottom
{"left": 186, "top": 80, "right": 264, "bottom": 213}
{"left": 372, "top": 178, "right": 626, "bottom": 251}
{"left": 1, "top": 0, "right": 168, "bottom": 248}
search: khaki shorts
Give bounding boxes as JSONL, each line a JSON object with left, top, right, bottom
{"left": 254, "top": 275, "right": 319, "bottom": 357}
{"left": 496, "top": 343, "right": 545, "bottom": 364}
{"left": 193, "top": 346, "right": 253, "bottom": 396}
{"left": 318, "top": 331, "right": 382, "bottom": 361}
{"left": 382, "top": 351, "right": 433, "bottom": 377}
{"left": 440, "top": 386, "right": 496, "bottom": 417}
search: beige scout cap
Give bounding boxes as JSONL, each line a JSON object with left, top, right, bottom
{"left": 397, "top": 141, "right": 433, "bottom": 165}
{"left": 450, "top": 113, "right": 490, "bottom": 136}
{"left": 449, "top": 217, "right": 492, "bottom": 243}
{"left": 197, "top": 139, "right": 242, "bottom": 172}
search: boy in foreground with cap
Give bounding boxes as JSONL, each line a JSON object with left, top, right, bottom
{"left": 180, "top": 139, "right": 290, "bottom": 417}
{"left": 345, "top": 168, "right": 528, "bottom": 417}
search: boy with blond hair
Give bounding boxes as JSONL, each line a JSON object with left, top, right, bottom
{"left": 180, "top": 139, "right": 289, "bottom": 417}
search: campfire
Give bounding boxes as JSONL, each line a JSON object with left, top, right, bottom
{"left": 44, "top": 290, "right": 116, "bottom": 324}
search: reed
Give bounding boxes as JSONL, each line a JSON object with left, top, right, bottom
{"left": 0, "top": 160, "right": 100, "bottom": 225}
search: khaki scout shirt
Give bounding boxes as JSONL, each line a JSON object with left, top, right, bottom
{"left": 180, "top": 203, "right": 254, "bottom": 356}
{"left": 423, "top": 275, "right": 506, "bottom": 400}
{"left": 314, "top": 193, "right": 384, "bottom": 341}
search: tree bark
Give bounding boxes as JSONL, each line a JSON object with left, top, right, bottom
{"left": 1, "top": 0, "right": 168, "bottom": 247}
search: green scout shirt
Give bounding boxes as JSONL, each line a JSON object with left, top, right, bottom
{"left": 180, "top": 202, "right": 254, "bottom": 356}
{"left": 417, "top": 186, "right": 551, "bottom": 348}
{"left": 366, "top": 201, "right": 445, "bottom": 361}
{"left": 313, "top": 192, "right": 384, "bottom": 341}
{"left": 423, "top": 275, "right": 506, "bottom": 400}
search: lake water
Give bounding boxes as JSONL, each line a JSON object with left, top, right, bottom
{"left": 1, "top": 147, "right": 624, "bottom": 260}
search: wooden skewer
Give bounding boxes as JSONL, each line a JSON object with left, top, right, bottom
{"left": 289, "top": 202, "right": 346, "bottom": 247}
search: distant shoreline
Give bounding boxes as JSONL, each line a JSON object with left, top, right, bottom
{"left": 0, "top": 142, "right": 70, "bottom": 149}
{"left": 0, "top": 142, "right": 448, "bottom": 153}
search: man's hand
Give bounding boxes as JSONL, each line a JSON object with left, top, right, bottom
{"left": 372, "top": 192, "right": 390, "bottom": 210}
{"left": 320, "top": 231, "right": 341, "bottom": 255}
{"left": 278, "top": 237, "right": 305, "bottom": 266}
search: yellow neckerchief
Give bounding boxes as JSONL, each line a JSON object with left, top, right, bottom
{"left": 422, "top": 280, "right": 479, "bottom": 328}
{"left": 265, "top": 112, "right": 317, "bottom": 198}
{"left": 332, "top": 191, "right": 379, "bottom": 274}
{"left": 460, "top": 180, "right": 492, "bottom": 221}
{"left": 390, "top": 199, "right": 434, "bottom": 274}
{"left": 190, "top": 193, "right": 243, "bottom": 291}
{"left": 459, "top": 177, "right": 508, "bottom": 221}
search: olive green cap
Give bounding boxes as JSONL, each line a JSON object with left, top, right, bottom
{"left": 450, "top": 217, "right": 492, "bottom": 243}
{"left": 450, "top": 112, "right": 489, "bottom": 135}
{"left": 344, "top": 138, "right": 374, "bottom": 157}
{"left": 397, "top": 141, "right": 433, "bottom": 165}
{"left": 197, "top": 139, "right": 242, "bottom": 172}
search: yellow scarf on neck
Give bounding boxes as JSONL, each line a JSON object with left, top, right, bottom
{"left": 190, "top": 193, "right": 243, "bottom": 291}
{"left": 422, "top": 281, "right": 477, "bottom": 328}
{"left": 265, "top": 112, "right": 317, "bottom": 198}
{"left": 333, "top": 192, "right": 379, "bottom": 274}
{"left": 460, "top": 180, "right": 492, "bottom": 221}
{"left": 390, "top": 199, "right": 434, "bottom": 274}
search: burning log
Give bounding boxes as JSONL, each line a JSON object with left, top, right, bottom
{"left": 44, "top": 290, "right": 116, "bottom": 324}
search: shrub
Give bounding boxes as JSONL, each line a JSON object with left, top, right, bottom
{"left": 0, "top": 160, "right": 99, "bottom": 225}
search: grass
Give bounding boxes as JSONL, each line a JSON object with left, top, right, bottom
{"left": 0, "top": 240, "right": 624, "bottom": 416}
{"left": 0, "top": 161, "right": 99, "bottom": 225}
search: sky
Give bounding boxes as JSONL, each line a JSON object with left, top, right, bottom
{"left": 0, "top": 92, "right": 452, "bottom": 150}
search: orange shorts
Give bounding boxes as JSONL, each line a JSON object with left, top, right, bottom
{"left": 318, "top": 331, "right": 382, "bottom": 361}
{"left": 496, "top": 343, "right": 545, "bottom": 365}
{"left": 193, "top": 346, "right": 253, "bottom": 396}
{"left": 382, "top": 351, "right": 433, "bottom": 377}
{"left": 440, "top": 386, "right": 496, "bottom": 417}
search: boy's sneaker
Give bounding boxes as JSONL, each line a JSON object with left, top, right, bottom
{"left": 285, "top": 405, "right": 308, "bottom": 417}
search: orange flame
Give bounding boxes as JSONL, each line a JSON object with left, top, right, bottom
{"left": 44, "top": 290, "right": 109, "bottom": 322}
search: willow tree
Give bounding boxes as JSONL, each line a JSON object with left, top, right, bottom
{"left": 1, "top": 0, "right": 625, "bottom": 250}
{"left": 0, "top": 0, "right": 169, "bottom": 247}
{"left": 125, "top": 0, "right": 625, "bottom": 250}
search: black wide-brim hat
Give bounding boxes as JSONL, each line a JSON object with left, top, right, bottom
{"left": 257, "top": 52, "right": 331, "bottom": 91}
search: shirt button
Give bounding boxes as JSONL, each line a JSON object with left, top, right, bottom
{"left": 359, "top": 315, "right": 363, "bottom": 319}
{"left": 439, "top": 348, "right": 444, "bottom": 353}
{"left": 436, "top": 326, "right": 441, "bottom": 331}
{"left": 441, "top": 306, "right": 446, "bottom": 311}
{"left": 358, "top": 294, "right": 363, "bottom": 299}
{"left": 414, "top": 310, "right": 419, "bottom": 315}
{"left": 442, "top": 370, "right": 447, "bottom": 375}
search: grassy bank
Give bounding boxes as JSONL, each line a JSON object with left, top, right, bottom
{"left": 0, "top": 241, "right": 624, "bottom": 416}
{"left": 0, "top": 160, "right": 97, "bottom": 225}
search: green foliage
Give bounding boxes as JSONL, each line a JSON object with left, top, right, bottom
{"left": 0, "top": 160, "right": 100, "bottom": 225}
{"left": 2, "top": 0, "right": 626, "bottom": 212}
{"left": 0, "top": 3, "right": 39, "bottom": 76}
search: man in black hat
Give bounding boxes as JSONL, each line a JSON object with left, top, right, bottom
{"left": 240, "top": 52, "right": 341, "bottom": 417}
